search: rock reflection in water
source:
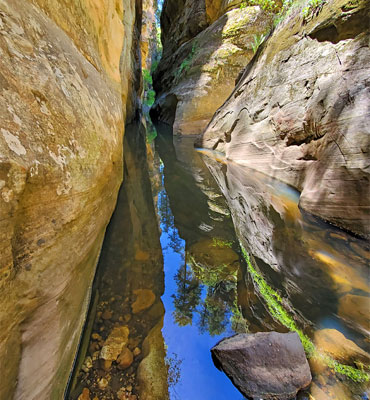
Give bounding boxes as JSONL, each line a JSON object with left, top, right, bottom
{"left": 201, "top": 152, "right": 370, "bottom": 398}
{"left": 153, "top": 127, "right": 245, "bottom": 398}
{"left": 68, "top": 122, "right": 168, "bottom": 400}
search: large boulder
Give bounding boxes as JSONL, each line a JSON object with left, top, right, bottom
{"left": 198, "top": 0, "right": 370, "bottom": 238}
{"left": 211, "top": 332, "right": 312, "bottom": 399}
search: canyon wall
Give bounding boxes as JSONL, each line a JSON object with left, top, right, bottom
{"left": 141, "top": 0, "right": 157, "bottom": 71}
{"left": 0, "top": 0, "right": 142, "bottom": 398}
{"left": 198, "top": 0, "right": 370, "bottom": 238}
{"left": 151, "top": 0, "right": 272, "bottom": 134}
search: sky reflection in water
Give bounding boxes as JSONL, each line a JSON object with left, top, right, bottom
{"left": 157, "top": 165, "right": 243, "bottom": 400}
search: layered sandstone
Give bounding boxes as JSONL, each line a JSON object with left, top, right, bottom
{"left": 0, "top": 0, "right": 141, "bottom": 398}
{"left": 198, "top": 0, "right": 370, "bottom": 238}
{"left": 151, "top": 0, "right": 272, "bottom": 134}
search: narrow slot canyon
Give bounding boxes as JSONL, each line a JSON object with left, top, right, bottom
{"left": 0, "top": 0, "right": 369, "bottom": 400}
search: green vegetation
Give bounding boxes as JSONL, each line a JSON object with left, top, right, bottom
{"left": 212, "top": 238, "right": 233, "bottom": 248}
{"left": 251, "top": 33, "right": 267, "bottom": 53}
{"left": 142, "top": 68, "right": 155, "bottom": 107}
{"left": 146, "top": 121, "right": 157, "bottom": 144}
{"left": 189, "top": 254, "right": 237, "bottom": 287}
{"left": 172, "top": 264, "right": 202, "bottom": 326}
{"left": 240, "top": 0, "right": 280, "bottom": 12}
{"left": 302, "top": 0, "right": 326, "bottom": 17}
{"left": 174, "top": 41, "right": 198, "bottom": 82}
{"left": 239, "top": 0, "right": 325, "bottom": 30}
{"left": 240, "top": 242, "right": 370, "bottom": 382}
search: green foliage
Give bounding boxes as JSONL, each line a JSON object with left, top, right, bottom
{"left": 165, "top": 352, "right": 182, "bottom": 388}
{"left": 239, "top": 243, "right": 370, "bottom": 383}
{"left": 172, "top": 264, "right": 202, "bottom": 327}
{"left": 251, "top": 33, "right": 267, "bottom": 53}
{"left": 143, "top": 68, "right": 153, "bottom": 86}
{"left": 198, "top": 290, "right": 230, "bottom": 336}
{"left": 142, "top": 69, "right": 155, "bottom": 107}
{"left": 302, "top": 0, "right": 325, "bottom": 17}
{"left": 146, "top": 89, "right": 156, "bottom": 107}
{"left": 240, "top": 0, "right": 279, "bottom": 12}
{"left": 174, "top": 41, "right": 199, "bottom": 82}
{"left": 146, "top": 122, "right": 157, "bottom": 144}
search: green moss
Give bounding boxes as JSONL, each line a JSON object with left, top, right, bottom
{"left": 239, "top": 243, "right": 370, "bottom": 383}
{"left": 212, "top": 238, "right": 233, "bottom": 248}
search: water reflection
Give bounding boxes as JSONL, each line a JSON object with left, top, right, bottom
{"left": 68, "top": 122, "right": 168, "bottom": 400}
{"left": 149, "top": 124, "right": 370, "bottom": 398}
{"left": 153, "top": 126, "right": 244, "bottom": 398}
{"left": 69, "top": 119, "right": 369, "bottom": 400}
{"left": 201, "top": 151, "right": 370, "bottom": 398}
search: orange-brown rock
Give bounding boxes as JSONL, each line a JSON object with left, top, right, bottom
{"left": 188, "top": 239, "right": 239, "bottom": 285}
{"left": 78, "top": 388, "right": 91, "bottom": 400}
{"left": 141, "top": 0, "right": 157, "bottom": 71}
{"left": 132, "top": 289, "right": 156, "bottom": 314}
{"left": 314, "top": 329, "right": 370, "bottom": 365}
{"left": 0, "top": 2, "right": 142, "bottom": 398}
{"left": 338, "top": 294, "right": 370, "bottom": 335}
{"left": 100, "top": 326, "right": 130, "bottom": 363}
{"left": 117, "top": 347, "right": 134, "bottom": 370}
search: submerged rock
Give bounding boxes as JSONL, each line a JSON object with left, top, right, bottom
{"left": 314, "top": 329, "right": 370, "bottom": 366}
{"left": 100, "top": 326, "right": 130, "bottom": 363}
{"left": 132, "top": 289, "right": 156, "bottom": 314}
{"left": 137, "top": 318, "right": 169, "bottom": 400}
{"left": 211, "top": 332, "right": 312, "bottom": 399}
{"left": 78, "top": 388, "right": 91, "bottom": 400}
{"left": 188, "top": 238, "right": 239, "bottom": 285}
{"left": 117, "top": 347, "right": 134, "bottom": 370}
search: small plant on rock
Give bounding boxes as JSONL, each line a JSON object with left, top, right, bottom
{"left": 174, "top": 41, "right": 199, "bottom": 82}
{"left": 251, "top": 33, "right": 267, "bottom": 53}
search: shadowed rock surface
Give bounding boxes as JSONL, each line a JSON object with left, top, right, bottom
{"left": 211, "top": 332, "right": 312, "bottom": 399}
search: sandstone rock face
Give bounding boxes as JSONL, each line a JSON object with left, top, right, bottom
{"left": 198, "top": 0, "right": 370, "bottom": 238}
{"left": 141, "top": 0, "right": 157, "bottom": 71}
{"left": 0, "top": 0, "right": 141, "bottom": 398}
{"left": 137, "top": 318, "right": 169, "bottom": 400}
{"left": 152, "top": 1, "right": 271, "bottom": 134}
{"left": 211, "top": 332, "right": 312, "bottom": 399}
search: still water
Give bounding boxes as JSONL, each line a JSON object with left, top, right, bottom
{"left": 69, "top": 120, "right": 369, "bottom": 400}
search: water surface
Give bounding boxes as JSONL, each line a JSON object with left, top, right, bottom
{"left": 69, "top": 121, "right": 370, "bottom": 400}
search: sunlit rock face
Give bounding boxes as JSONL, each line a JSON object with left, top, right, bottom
{"left": 0, "top": 0, "right": 141, "bottom": 398}
{"left": 152, "top": 0, "right": 271, "bottom": 134}
{"left": 141, "top": 0, "right": 157, "bottom": 71}
{"left": 198, "top": 0, "right": 370, "bottom": 238}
